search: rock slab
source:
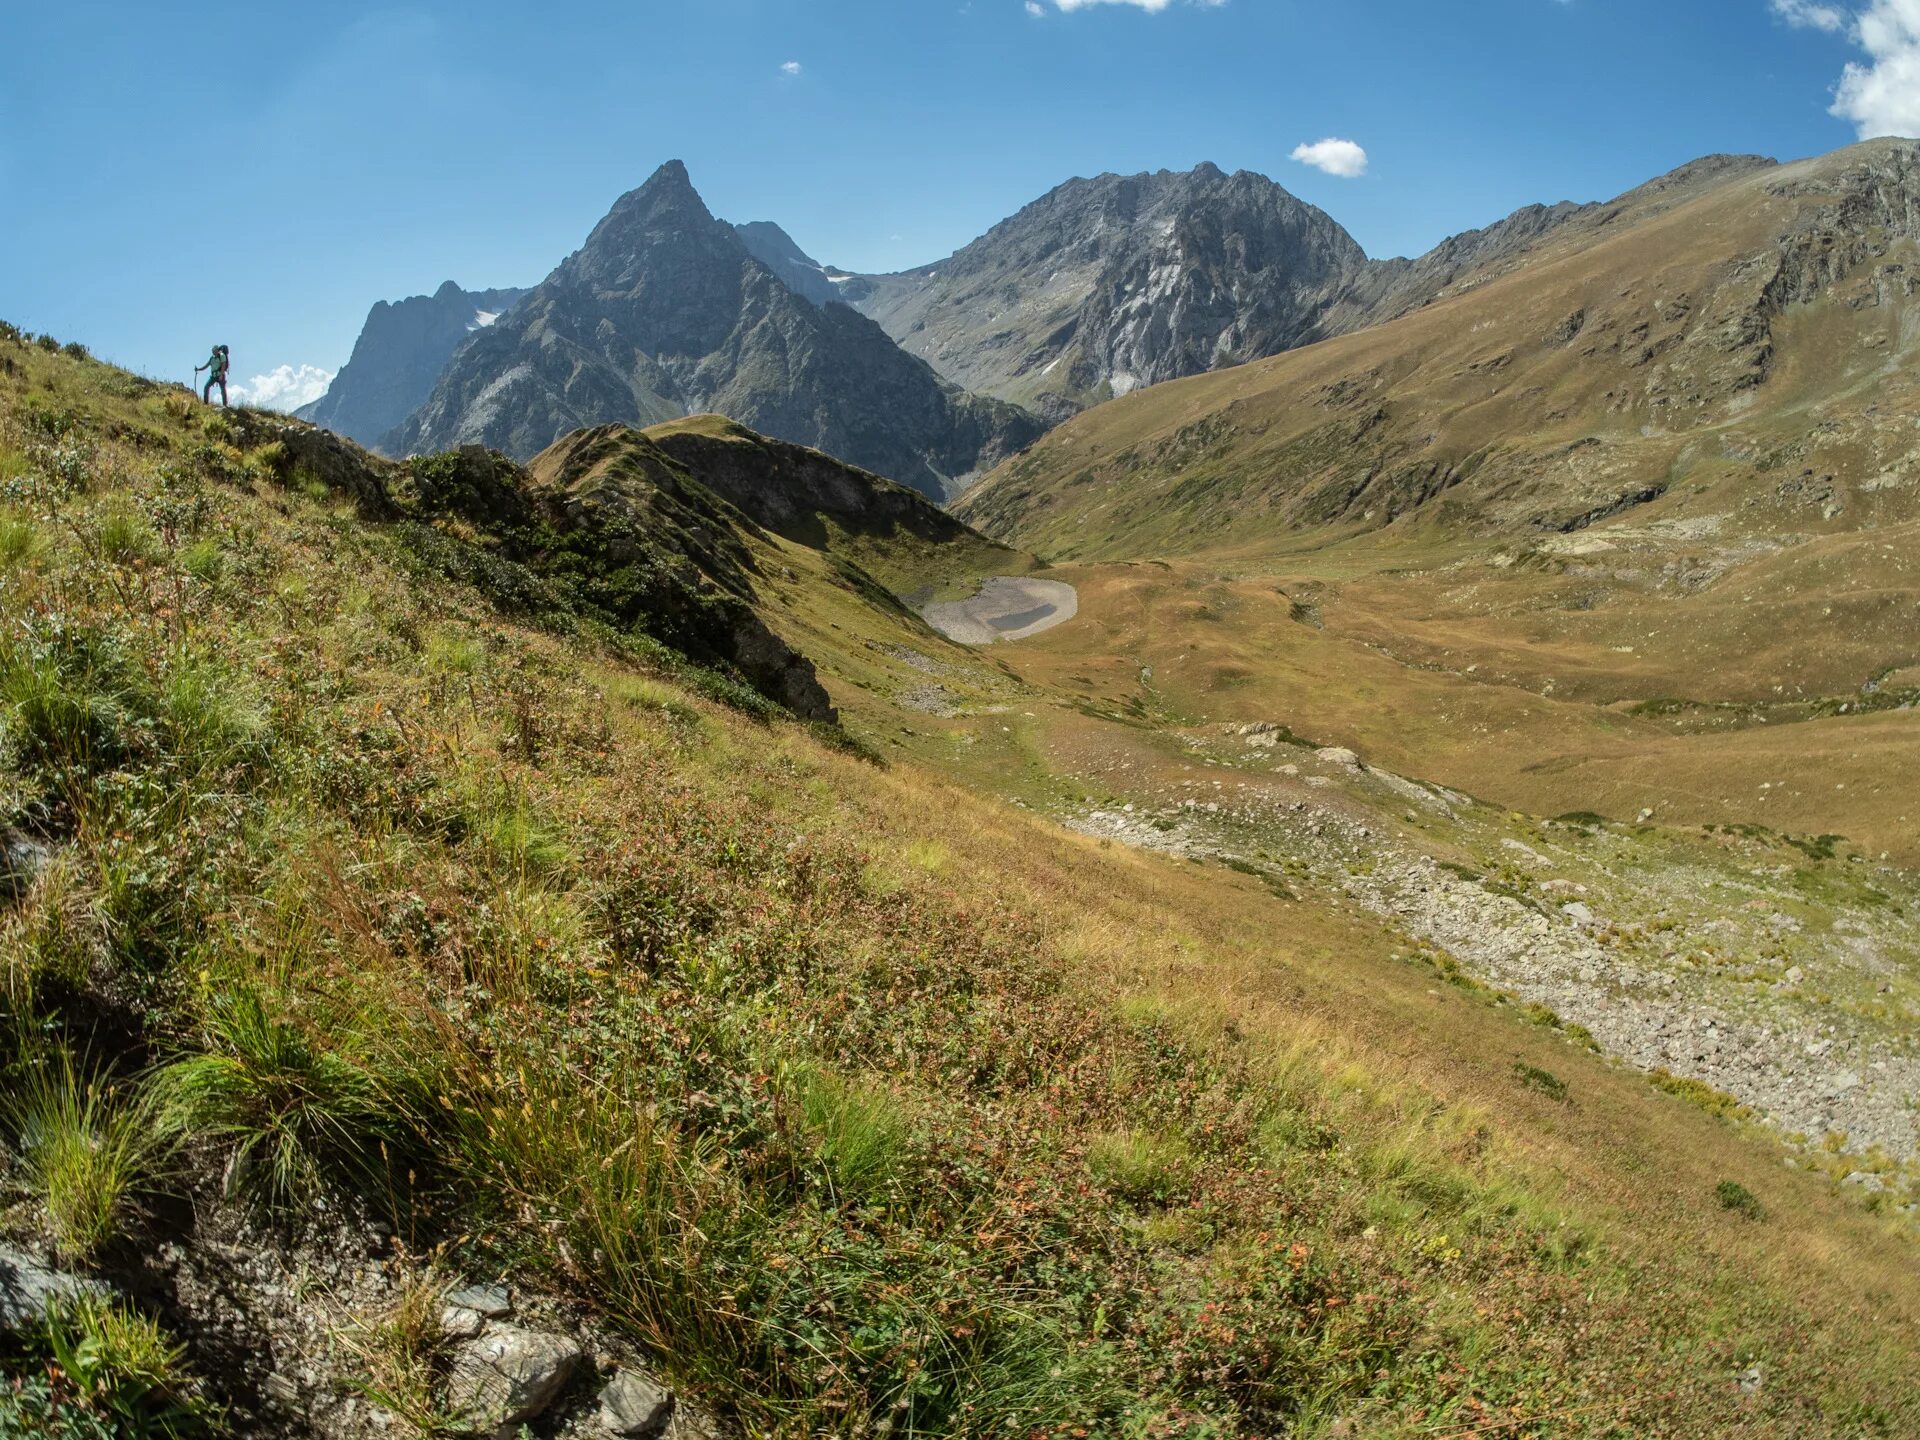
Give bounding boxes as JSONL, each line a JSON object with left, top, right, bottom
{"left": 447, "top": 1326, "right": 585, "bottom": 1436}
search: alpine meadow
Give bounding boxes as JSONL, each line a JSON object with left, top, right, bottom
{"left": 4, "top": 3, "right": 1920, "bottom": 1437}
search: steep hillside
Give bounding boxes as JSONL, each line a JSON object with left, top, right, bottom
{"left": 296, "top": 280, "right": 526, "bottom": 449}
{"left": 959, "top": 144, "right": 1907, "bottom": 552}
{"left": 839, "top": 159, "right": 1759, "bottom": 426}
{"left": 5, "top": 332, "right": 1920, "bottom": 1437}
{"left": 388, "top": 163, "right": 1041, "bottom": 501}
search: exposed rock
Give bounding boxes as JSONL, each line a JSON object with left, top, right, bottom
{"left": 441, "top": 1305, "right": 489, "bottom": 1339}
{"left": 446, "top": 1327, "right": 586, "bottom": 1437}
{"left": 445, "top": 1282, "right": 512, "bottom": 1318}
{"left": 0, "top": 1245, "right": 110, "bottom": 1329}
{"left": 597, "top": 1369, "right": 675, "bottom": 1437}
{"left": 841, "top": 162, "right": 1603, "bottom": 422}
{"left": 1315, "top": 747, "right": 1360, "bottom": 768}
{"left": 732, "top": 221, "right": 842, "bottom": 308}
{"left": 0, "top": 827, "right": 50, "bottom": 900}
{"left": 297, "top": 281, "right": 527, "bottom": 449}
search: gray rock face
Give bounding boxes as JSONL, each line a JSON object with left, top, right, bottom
{"left": 444, "top": 1282, "right": 512, "bottom": 1318}
{"left": 842, "top": 163, "right": 1370, "bottom": 421}
{"left": 0, "top": 1245, "right": 110, "bottom": 1329}
{"left": 598, "top": 1369, "right": 675, "bottom": 1437}
{"left": 0, "top": 827, "right": 50, "bottom": 899}
{"left": 298, "top": 281, "right": 526, "bottom": 450}
{"left": 446, "top": 1327, "right": 585, "bottom": 1437}
{"left": 732, "top": 221, "right": 844, "bottom": 308}
{"left": 389, "top": 162, "right": 1040, "bottom": 501}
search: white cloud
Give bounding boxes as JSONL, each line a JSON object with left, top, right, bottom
{"left": 229, "top": 363, "right": 335, "bottom": 412}
{"left": 780, "top": 59, "right": 802, "bottom": 75}
{"left": 1025, "top": 1, "right": 1045, "bottom": 13}
{"left": 1289, "top": 137, "right": 1369, "bottom": 178}
{"left": 1772, "top": 0, "right": 1847, "bottom": 27}
{"left": 1832, "top": 0, "right": 1920, "bottom": 136}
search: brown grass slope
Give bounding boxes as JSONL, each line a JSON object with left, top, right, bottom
{"left": 961, "top": 139, "right": 1920, "bottom": 552}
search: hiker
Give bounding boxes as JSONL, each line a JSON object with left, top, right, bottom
{"left": 195, "top": 344, "right": 230, "bottom": 406}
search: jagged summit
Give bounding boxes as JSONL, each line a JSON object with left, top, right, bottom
{"left": 385, "top": 163, "right": 1040, "bottom": 498}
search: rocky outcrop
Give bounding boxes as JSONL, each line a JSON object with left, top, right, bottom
{"left": 297, "top": 281, "right": 525, "bottom": 450}
{"left": 446, "top": 1326, "right": 585, "bottom": 1437}
{"left": 642, "top": 417, "right": 1007, "bottom": 555}
{"left": 387, "top": 163, "right": 1041, "bottom": 501}
{"left": 0, "top": 1244, "right": 109, "bottom": 1328}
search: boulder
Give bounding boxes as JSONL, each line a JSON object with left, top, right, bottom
{"left": 1315, "top": 746, "right": 1360, "bottom": 768}
{"left": 446, "top": 1327, "right": 585, "bottom": 1437}
{"left": 598, "top": 1368, "right": 675, "bottom": 1437}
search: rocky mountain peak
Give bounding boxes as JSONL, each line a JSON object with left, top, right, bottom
{"left": 841, "top": 161, "right": 1372, "bottom": 417}
{"left": 569, "top": 160, "right": 736, "bottom": 290}
{"left": 295, "top": 279, "right": 526, "bottom": 449}
{"left": 385, "top": 164, "right": 1041, "bottom": 497}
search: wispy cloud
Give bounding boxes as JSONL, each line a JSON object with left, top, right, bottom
{"left": 780, "top": 59, "right": 803, "bottom": 76}
{"left": 1025, "top": 1, "right": 1045, "bottom": 13}
{"left": 1289, "top": 137, "right": 1369, "bottom": 178}
{"left": 1047, "top": 0, "right": 1227, "bottom": 12}
{"left": 229, "top": 363, "right": 334, "bottom": 412}
{"left": 1771, "top": 0, "right": 1847, "bottom": 29}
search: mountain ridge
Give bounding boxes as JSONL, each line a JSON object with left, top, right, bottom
{"left": 838, "top": 155, "right": 1786, "bottom": 424}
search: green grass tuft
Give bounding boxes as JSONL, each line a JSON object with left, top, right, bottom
{"left": 7, "top": 1053, "right": 172, "bottom": 1262}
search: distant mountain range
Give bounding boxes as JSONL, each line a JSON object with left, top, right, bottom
{"left": 303, "top": 151, "right": 1829, "bottom": 502}
{"left": 295, "top": 281, "right": 525, "bottom": 447}
{"left": 831, "top": 163, "right": 1639, "bottom": 423}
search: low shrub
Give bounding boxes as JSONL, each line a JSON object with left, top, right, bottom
{"left": 1717, "top": 1179, "right": 1765, "bottom": 1220}
{"left": 1512, "top": 1062, "right": 1570, "bottom": 1103}
{"left": 1087, "top": 1128, "right": 1192, "bottom": 1204}
{"left": 31, "top": 1296, "right": 217, "bottom": 1437}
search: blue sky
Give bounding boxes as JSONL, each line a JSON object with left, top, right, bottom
{"left": 2, "top": 0, "right": 1911, "bottom": 407}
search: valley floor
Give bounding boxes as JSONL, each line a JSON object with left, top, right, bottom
{"left": 865, "top": 563, "right": 1920, "bottom": 1208}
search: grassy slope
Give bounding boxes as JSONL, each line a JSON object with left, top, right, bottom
{"left": 0, "top": 336, "right": 1916, "bottom": 1436}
